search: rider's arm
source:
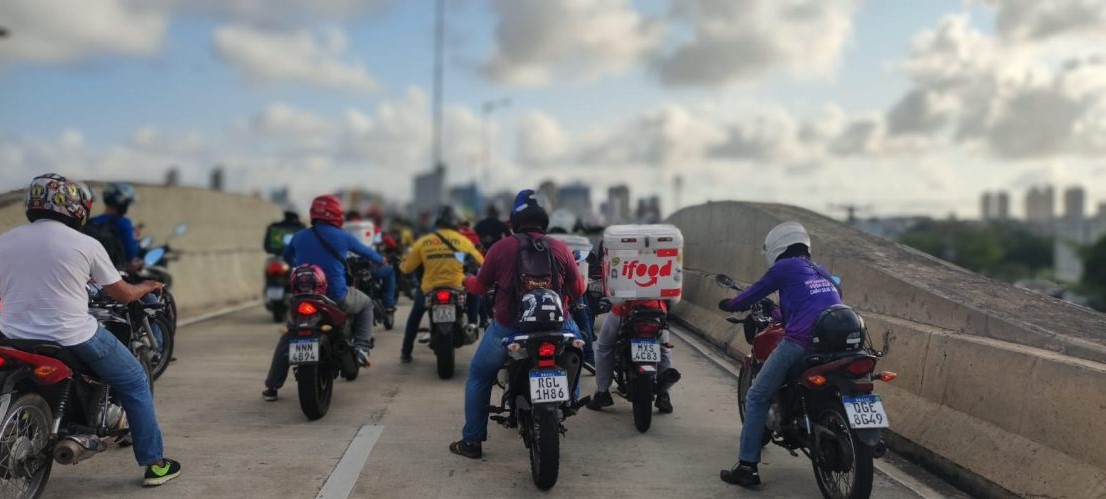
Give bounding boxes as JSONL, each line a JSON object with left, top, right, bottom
{"left": 89, "top": 243, "right": 160, "bottom": 303}
{"left": 282, "top": 236, "right": 296, "bottom": 265}
{"left": 464, "top": 239, "right": 506, "bottom": 294}
{"left": 399, "top": 239, "right": 423, "bottom": 275}
{"left": 102, "top": 280, "right": 163, "bottom": 304}
{"left": 554, "top": 243, "right": 585, "bottom": 300}
{"left": 720, "top": 266, "right": 781, "bottom": 312}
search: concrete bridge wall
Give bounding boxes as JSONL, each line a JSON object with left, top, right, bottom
{"left": 667, "top": 201, "right": 1106, "bottom": 499}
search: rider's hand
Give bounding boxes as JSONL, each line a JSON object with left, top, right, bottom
{"left": 717, "top": 298, "right": 731, "bottom": 311}
{"left": 145, "top": 281, "right": 165, "bottom": 296}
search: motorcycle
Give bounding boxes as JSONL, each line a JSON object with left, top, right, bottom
{"left": 714, "top": 274, "right": 894, "bottom": 499}
{"left": 488, "top": 327, "right": 588, "bottom": 490}
{"left": 348, "top": 256, "right": 394, "bottom": 331}
{"left": 608, "top": 301, "right": 681, "bottom": 433}
{"left": 0, "top": 339, "right": 136, "bottom": 498}
{"left": 87, "top": 283, "right": 173, "bottom": 382}
{"left": 263, "top": 256, "right": 292, "bottom": 323}
{"left": 134, "top": 223, "right": 186, "bottom": 333}
{"left": 425, "top": 288, "right": 478, "bottom": 379}
{"left": 286, "top": 293, "right": 361, "bottom": 420}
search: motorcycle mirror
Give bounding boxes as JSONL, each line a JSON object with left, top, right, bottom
{"left": 139, "top": 236, "right": 154, "bottom": 249}
{"left": 714, "top": 274, "right": 737, "bottom": 289}
{"left": 832, "top": 275, "right": 842, "bottom": 285}
{"left": 173, "top": 223, "right": 188, "bottom": 236}
{"left": 143, "top": 247, "right": 167, "bottom": 267}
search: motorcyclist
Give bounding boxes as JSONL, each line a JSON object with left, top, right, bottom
{"left": 398, "top": 206, "right": 484, "bottom": 363}
{"left": 262, "top": 195, "right": 385, "bottom": 400}
{"left": 87, "top": 182, "right": 142, "bottom": 271}
{"left": 717, "top": 222, "right": 843, "bottom": 487}
{"left": 473, "top": 204, "right": 511, "bottom": 250}
{"left": 586, "top": 299, "right": 677, "bottom": 413}
{"left": 0, "top": 173, "right": 182, "bottom": 486}
{"left": 449, "top": 189, "right": 585, "bottom": 459}
{"left": 264, "top": 210, "right": 306, "bottom": 256}
{"left": 457, "top": 215, "right": 486, "bottom": 327}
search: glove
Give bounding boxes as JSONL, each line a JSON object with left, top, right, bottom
{"left": 718, "top": 298, "right": 731, "bottom": 311}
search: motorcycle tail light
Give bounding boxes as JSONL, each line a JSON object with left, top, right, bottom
{"left": 876, "top": 371, "right": 898, "bottom": 382}
{"left": 538, "top": 342, "right": 556, "bottom": 358}
{"left": 435, "top": 290, "right": 452, "bottom": 304}
{"left": 805, "top": 374, "right": 827, "bottom": 387}
{"left": 297, "top": 302, "right": 318, "bottom": 316}
{"left": 266, "top": 261, "right": 289, "bottom": 276}
{"left": 846, "top": 358, "right": 877, "bottom": 376}
{"left": 633, "top": 321, "right": 661, "bottom": 338}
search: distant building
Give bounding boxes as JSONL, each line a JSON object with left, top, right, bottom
{"left": 209, "top": 166, "right": 224, "bottom": 191}
{"left": 1025, "top": 185, "right": 1055, "bottom": 235}
{"left": 996, "top": 191, "right": 1010, "bottom": 221}
{"left": 1063, "top": 186, "right": 1086, "bottom": 225}
{"left": 980, "top": 191, "right": 1011, "bottom": 222}
{"left": 449, "top": 183, "right": 482, "bottom": 219}
{"left": 538, "top": 180, "right": 557, "bottom": 209}
{"left": 980, "top": 192, "right": 993, "bottom": 221}
{"left": 412, "top": 164, "right": 446, "bottom": 220}
{"left": 557, "top": 183, "right": 593, "bottom": 219}
{"left": 607, "top": 185, "right": 631, "bottom": 224}
{"left": 269, "top": 186, "right": 290, "bottom": 208}
{"left": 486, "top": 190, "right": 517, "bottom": 219}
{"left": 165, "top": 167, "right": 180, "bottom": 187}
{"left": 636, "top": 196, "right": 661, "bottom": 223}
{"left": 1055, "top": 186, "right": 1091, "bottom": 283}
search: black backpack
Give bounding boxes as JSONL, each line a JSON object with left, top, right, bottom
{"left": 510, "top": 233, "right": 562, "bottom": 324}
{"left": 82, "top": 218, "right": 126, "bottom": 269}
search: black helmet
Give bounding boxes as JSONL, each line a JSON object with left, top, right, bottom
{"left": 509, "top": 189, "right": 549, "bottom": 233}
{"left": 518, "top": 288, "right": 565, "bottom": 332}
{"left": 812, "top": 304, "right": 865, "bottom": 352}
{"left": 435, "top": 205, "right": 459, "bottom": 230}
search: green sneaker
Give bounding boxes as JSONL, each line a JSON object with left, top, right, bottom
{"left": 143, "top": 458, "right": 182, "bottom": 486}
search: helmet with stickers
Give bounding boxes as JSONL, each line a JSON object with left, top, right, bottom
{"left": 24, "top": 173, "right": 90, "bottom": 229}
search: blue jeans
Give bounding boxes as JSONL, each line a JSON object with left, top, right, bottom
{"left": 461, "top": 319, "right": 580, "bottom": 443}
{"left": 401, "top": 289, "right": 426, "bottom": 357}
{"left": 570, "top": 302, "right": 595, "bottom": 365}
{"left": 739, "top": 339, "right": 807, "bottom": 463}
{"left": 69, "top": 327, "right": 164, "bottom": 466}
{"left": 371, "top": 266, "right": 396, "bottom": 308}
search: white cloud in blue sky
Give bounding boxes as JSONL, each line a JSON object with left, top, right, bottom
{"left": 3, "top": 0, "right": 1106, "bottom": 218}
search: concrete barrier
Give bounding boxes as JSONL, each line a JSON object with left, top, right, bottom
{"left": 668, "top": 201, "right": 1106, "bottom": 499}
{"left": 1, "top": 184, "right": 280, "bottom": 317}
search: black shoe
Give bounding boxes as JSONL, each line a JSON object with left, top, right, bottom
{"left": 449, "top": 440, "right": 482, "bottom": 459}
{"left": 720, "top": 462, "right": 760, "bottom": 487}
{"left": 586, "top": 391, "right": 614, "bottom": 411}
{"left": 401, "top": 353, "right": 413, "bottom": 364}
{"left": 262, "top": 388, "right": 278, "bottom": 401}
{"left": 144, "top": 458, "right": 182, "bottom": 486}
{"left": 655, "top": 392, "right": 673, "bottom": 414}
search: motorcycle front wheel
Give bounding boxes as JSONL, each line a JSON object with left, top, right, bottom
{"left": 148, "top": 316, "right": 175, "bottom": 381}
{"left": 0, "top": 393, "right": 54, "bottom": 499}
{"left": 631, "top": 375, "right": 654, "bottom": 433}
{"left": 811, "top": 404, "right": 874, "bottom": 499}
{"left": 528, "top": 406, "right": 560, "bottom": 490}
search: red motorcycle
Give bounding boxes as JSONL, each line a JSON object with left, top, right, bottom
{"left": 715, "top": 274, "right": 895, "bottom": 499}
{"left": 286, "top": 293, "right": 360, "bottom": 420}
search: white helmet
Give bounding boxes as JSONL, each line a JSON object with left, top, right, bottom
{"left": 764, "top": 222, "right": 811, "bottom": 266}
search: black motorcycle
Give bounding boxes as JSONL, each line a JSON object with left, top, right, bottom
{"left": 489, "top": 330, "right": 587, "bottom": 490}
{"left": 135, "top": 223, "right": 185, "bottom": 330}
{"left": 609, "top": 302, "right": 681, "bottom": 433}
{"left": 348, "top": 256, "right": 394, "bottom": 331}
{"left": 425, "top": 288, "right": 477, "bottom": 379}
{"left": 287, "top": 294, "right": 360, "bottom": 420}
{"left": 87, "top": 284, "right": 173, "bottom": 382}
{"left": 263, "top": 256, "right": 292, "bottom": 323}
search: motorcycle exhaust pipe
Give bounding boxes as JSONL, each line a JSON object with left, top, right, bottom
{"left": 654, "top": 368, "right": 682, "bottom": 393}
{"left": 54, "top": 435, "right": 106, "bottom": 465}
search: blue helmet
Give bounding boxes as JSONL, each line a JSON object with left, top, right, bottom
{"left": 102, "top": 182, "right": 137, "bottom": 210}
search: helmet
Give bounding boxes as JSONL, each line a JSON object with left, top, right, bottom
{"left": 74, "top": 181, "right": 95, "bottom": 215}
{"left": 510, "top": 189, "right": 549, "bottom": 233}
{"left": 24, "top": 173, "right": 89, "bottom": 229}
{"left": 812, "top": 304, "right": 865, "bottom": 352}
{"left": 290, "top": 264, "right": 328, "bottom": 295}
{"left": 518, "top": 288, "right": 565, "bottom": 332}
{"left": 548, "top": 209, "right": 575, "bottom": 234}
{"left": 434, "top": 205, "right": 459, "bottom": 230}
{"left": 102, "top": 182, "right": 137, "bottom": 212}
{"left": 764, "top": 221, "right": 811, "bottom": 266}
{"left": 310, "top": 194, "right": 345, "bottom": 228}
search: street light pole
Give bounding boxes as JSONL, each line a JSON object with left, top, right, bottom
{"left": 431, "top": 0, "right": 444, "bottom": 171}
{"left": 480, "top": 97, "right": 511, "bottom": 187}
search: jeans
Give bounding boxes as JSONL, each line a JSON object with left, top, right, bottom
{"left": 739, "top": 339, "right": 807, "bottom": 463}
{"left": 593, "top": 313, "right": 672, "bottom": 392}
{"left": 401, "top": 289, "right": 427, "bottom": 357}
{"left": 371, "top": 266, "right": 397, "bottom": 308}
{"left": 69, "top": 327, "right": 164, "bottom": 466}
{"left": 570, "top": 302, "right": 595, "bottom": 366}
{"left": 461, "top": 319, "right": 581, "bottom": 443}
{"left": 339, "top": 287, "right": 373, "bottom": 350}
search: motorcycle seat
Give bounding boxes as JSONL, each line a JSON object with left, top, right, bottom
{"left": 627, "top": 308, "right": 666, "bottom": 321}
{"left": 0, "top": 338, "right": 96, "bottom": 375}
{"left": 803, "top": 351, "right": 866, "bottom": 367}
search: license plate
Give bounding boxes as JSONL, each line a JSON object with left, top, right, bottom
{"left": 529, "top": 369, "right": 569, "bottom": 404}
{"left": 289, "top": 338, "right": 319, "bottom": 364}
{"left": 266, "top": 286, "right": 285, "bottom": 301}
{"left": 431, "top": 305, "right": 455, "bottom": 323}
{"left": 842, "top": 394, "right": 889, "bottom": 429}
{"left": 630, "top": 338, "right": 660, "bottom": 362}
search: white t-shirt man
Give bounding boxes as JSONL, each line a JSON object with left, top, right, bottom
{"left": 0, "top": 219, "right": 122, "bottom": 346}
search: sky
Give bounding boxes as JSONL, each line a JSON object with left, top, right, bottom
{"left": 2, "top": 0, "right": 1106, "bottom": 219}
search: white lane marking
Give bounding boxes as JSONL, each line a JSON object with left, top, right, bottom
{"left": 669, "top": 326, "right": 946, "bottom": 499}
{"left": 178, "top": 300, "right": 262, "bottom": 327}
{"left": 316, "top": 424, "right": 385, "bottom": 499}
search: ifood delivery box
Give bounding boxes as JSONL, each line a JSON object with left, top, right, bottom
{"left": 601, "top": 225, "right": 684, "bottom": 303}
{"left": 547, "top": 234, "right": 593, "bottom": 278}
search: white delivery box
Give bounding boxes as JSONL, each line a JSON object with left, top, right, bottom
{"left": 547, "top": 234, "right": 593, "bottom": 278}
{"left": 343, "top": 221, "right": 376, "bottom": 247}
{"left": 601, "top": 224, "right": 684, "bottom": 303}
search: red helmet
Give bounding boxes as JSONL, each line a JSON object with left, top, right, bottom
{"left": 290, "top": 264, "right": 328, "bottom": 295}
{"left": 310, "top": 194, "right": 344, "bottom": 228}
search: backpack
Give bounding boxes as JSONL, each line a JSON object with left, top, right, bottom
{"left": 82, "top": 217, "right": 126, "bottom": 269}
{"left": 510, "top": 233, "right": 562, "bottom": 325}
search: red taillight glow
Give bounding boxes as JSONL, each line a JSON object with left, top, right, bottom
{"left": 846, "top": 358, "right": 877, "bottom": 376}
{"left": 538, "top": 342, "right": 556, "bottom": 358}
{"left": 538, "top": 359, "right": 556, "bottom": 368}
{"left": 435, "top": 290, "right": 452, "bottom": 304}
{"left": 266, "top": 261, "right": 289, "bottom": 276}
{"left": 297, "top": 302, "right": 318, "bottom": 315}
{"left": 0, "top": 347, "right": 72, "bottom": 384}
{"left": 633, "top": 321, "right": 661, "bottom": 338}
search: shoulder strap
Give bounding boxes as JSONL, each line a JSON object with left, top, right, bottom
{"left": 310, "top": 226, "right": 348, "bottom": 267}
{"left": 806, "top": 260, "right": 843, "bottom": 298}
{"left": 433, "top": 232, "right": 461, "bottom": 253}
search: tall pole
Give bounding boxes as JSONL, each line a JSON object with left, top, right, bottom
{"left": 432, "top": 0, "right": 444, "bottom": 170}
{"left": 480, "top": 97, "right": 511, "bottom": 187}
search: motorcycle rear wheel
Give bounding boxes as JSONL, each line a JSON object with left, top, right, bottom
{"left": 296, "top": 363, "right": 333, "bottom": 421}
{"left": 434, "top": 328, "right": 455, "bottom": 379}
{"left": 0, "top": 393, "right": 54, "bottom": 499}
{"left": 528, "top": 407, "right": 560, "bottom": 490}
{"left": 811, "top": 404, "right": 874, "bottom": 499}
{"left": 631, "top": 375, "right": 654, "bottom": 433}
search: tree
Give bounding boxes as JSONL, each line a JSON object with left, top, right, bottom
{"left": 898, "top": 220, "right": 1052, "bottom": 281}
{"left": 1080, "top": 236, "right": 1106, "bottom": 310}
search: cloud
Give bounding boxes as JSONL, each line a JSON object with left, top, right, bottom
{"left": 168, "top": 0, "right": 393, "bottom": 27}
{"left": 516, "top": 111, "right": 570, "bottom": 166}
{"left": 653, "top": 0, "right": 859, "bottom": 86}
{"left": 0, "top": 0, "right": 168, "bottom": 66}
{"left": 979, "top": 0, "right": 1106, "bottom": 42}
{"left": 483, "top": 0, "right": 662, "bottom": 85}
{"left": 212, "top": 24, "right": 379, "bottom": 93}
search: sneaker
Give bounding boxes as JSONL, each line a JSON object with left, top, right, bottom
{"left": 449, "top": 440, "right": 482, "bottom": 459}
{"left": 655, "top": 392, "right": 673, "bottom": 414}
{"left": 143, "top": 458, "right": 182, "bottom": 486}
{"left": 262, "top": 388, "right": 278, "bottom": 401}
{"left": 401, "top": 353, "right": 413, "bottom": 364}
{"left": 586, "top": 391, "right": 614, "bottom": 411}
{"left": 355, "top": 348, "right": 371, "bottom": 368}
{"left": 417, "top": 332, "right": 431, "bottom": 344}
{"left": 720, "top": 462, "right": 760, "bottom": 487}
